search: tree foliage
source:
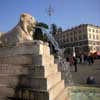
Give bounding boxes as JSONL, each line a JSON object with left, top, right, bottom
{"left": 36, "top": 22, "right": 49, "bottom": 29}
{"left": 33, "top": 22, "right": 48, "bottom": 42}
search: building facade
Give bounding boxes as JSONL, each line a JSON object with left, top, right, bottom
{"left": 54, "top": 24, "right": 100, "bottom": 56}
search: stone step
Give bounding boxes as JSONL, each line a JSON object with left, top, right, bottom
{"left": 49, "top": 63, "right": 58, "bottom": 73}
{"left": 49, "top": 54, "right": 54, "bottom": 64}
{"left": 0, "top": 41, "right": 66, "bottom": 100}
{"left": 47, "top": 72, "right": 61, "bottom": 90}
{"left": 0, "top": 75, "right": 19, "bottom": 87}
{"left": 42, "top": 43, "right": 50, "bottom": 56}
{"left": 0, "top": 64, "right": 28, "bottom": 75}
{"left": 29, "top": 65, "right": 58, "bottom": 78}
{"left": 30, "top": 90, "right": 49, "bottom": 100}
{"left": 0, "top": 55, "right": 32, "bottom": 65}
{"left": 29, "top": 66, "right": 45, "bottom": 78}
{"left": 49, "top": 80, "right": 65, "bottom": 100}
{"left": 54, "top": 88, "right": 67, "bottom": 100}
{"left": 0, "top": 85, "right": 14, "bottom": 98}
{"left": 0, "top": 97, "right": 6, "bottom": 100}
{"left": 44, "top": 64, "right": 58, "bottom": 77}
{"left": 32, "top": 55, "right": 52, "bottom": 67}
{"left": 32, "top": 54, "right": 57, "bottom": 69}
{"left": 28, "top": 72, "right": 61, "bottom": 90}
{"left": 0, "top": 41, "right": 50, "bottom": 57}
{"left": 30, "top": 80, "right": 65, "bottom": 100}
{"left": 0, "top": 74, "right": 29, "bottom": 88}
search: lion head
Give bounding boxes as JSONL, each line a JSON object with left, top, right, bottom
{"left": 0, "top": 13, "right": 37, "bottom": 46}
{"left": 19, "top": 13, "right": 37, "bottom": 40}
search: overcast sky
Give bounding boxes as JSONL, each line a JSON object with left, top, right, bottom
{"left": 0, "top": 0, "right": 100, "bottom": 31}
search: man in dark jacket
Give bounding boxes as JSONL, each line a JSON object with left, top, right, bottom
{"left": 73, "top": 57, "right": 77, "bottom": 72}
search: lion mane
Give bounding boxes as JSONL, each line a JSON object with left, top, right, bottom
{"left": 0, "top": 13, "right": 36, "bottom": 46}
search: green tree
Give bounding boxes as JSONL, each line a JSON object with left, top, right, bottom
{"left": 33, "top": 22, "right": 48, "bottom": 42}
{"left": 36, "top": 22, "right": 49, "bottom": 29}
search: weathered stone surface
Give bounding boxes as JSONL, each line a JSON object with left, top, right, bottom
{"left": 0, "top": 85, "right": 14, "bottom": 98}
{"left": 27, "top": 72, "right": 61, "bottom": 90}
{"left": 0, "top": 55, "right": 32, "bottom": 65}
{"left": 0, "top": 64, "right": 28, "bottom": 75}
{"left": 0, "top": 41, "right": 50, "bottom": 57}
{"left": 54, "top": 89, "right": 67, "bottom": 100}
{"left": 0, "top": 75, "right": 19, "bottom": 85}
{"left": 0, "top": 41, "right": 66, "bottom": 100}
{"left": 30, "top": 90, "right": 49, "bottom": 100}
{"left": 28, "top": 65, "right": 58, "bottom": 78}
{"left": 49, "top": 80, "right": 65, "bottom": 100}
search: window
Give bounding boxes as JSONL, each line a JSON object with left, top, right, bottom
{"left": 96, "top": 35, "right": 98, "bottom": 40}
{"left": 89, "top": 34, "right": 91, "bottom": 39}
{"left": 67, "top": 39, "right": 69, "bottom": 42}
{"left": 70, "top": 32, "right": 73, "bottom": 36}
{"left": 96, "top": 47, "right": 100, "bottom": 51}
{"left": 93, "top": 35, "right": 95, "bottom": 39}
{"left": 70, "top": 37, "right": 73, "bottom": 42}
{"left": 92, "top": 29, "right": 95, "bottom": 32}
{"left": 96, "top": 30, "right": 98, "bottom": 33}
{"left": 74, "top": 36, "right": 77, "bottom": 41}
{"left": 88, "top": 28, "right": 91, "bottom": 32}
{"left": 83, "top": 34, "right": 87, "bottom": 39}
{"left": 79, "top": 35, "right": 82, "bottom": 40}
{"left": 97, "top": 42, "right": 100, "bottom": 45}
{"left": 89, "top": 41, "right": 92, "bottom": 45}
{"left": 94, "top": 48, "right": 96, "bottom": 50}
{"left": 90, "top": 46, "right": 93, "bottom": 50}
{"left": 93, "top": 42, "right": 95, "bottom": 45}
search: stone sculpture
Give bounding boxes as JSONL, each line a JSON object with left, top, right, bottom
{"left": 0, "top": 13, "right": 36, "bottom": 46}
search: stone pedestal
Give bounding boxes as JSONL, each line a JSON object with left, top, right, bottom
{"left": 0, "top": 41, "right": 66, "bottom": 100}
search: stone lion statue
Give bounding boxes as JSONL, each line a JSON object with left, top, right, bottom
{"left": 0, "top": 13, "right": 36, "bottom": 46}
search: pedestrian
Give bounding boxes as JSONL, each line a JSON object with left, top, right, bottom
{"left": 73, "top": 56, "right": 77, "bottom": 72}
{"left": 81, "top": 54, "right": 84, "bottom": 63}
{"left": 90, "top": 55, "right": 94, "bottom": 64}
{"left": 66, "top": 57, "right": 69, "bottom": 62}
{"left": 87, "top": 55, "right": 91, "bottom": 64}
{"left": 69, "top": 56, "right": 74, "bottom": 66}
{"left": 84, "top": 55, "right": 88, "bottom": 64}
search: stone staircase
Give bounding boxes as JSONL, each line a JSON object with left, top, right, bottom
{"left": 0, "top": 41, "right": 67, "bottom": 100}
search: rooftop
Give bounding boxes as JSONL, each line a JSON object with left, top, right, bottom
{"left": 63, "top": 24, "right": 100, "bottom": 33}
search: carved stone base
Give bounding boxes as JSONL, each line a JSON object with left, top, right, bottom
{"left": 0, "top": 41, "right": 66, "bottom": 100}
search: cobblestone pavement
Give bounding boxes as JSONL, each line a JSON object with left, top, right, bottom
{"left": 70, "top": 59, "right": 100, "bottom": 85}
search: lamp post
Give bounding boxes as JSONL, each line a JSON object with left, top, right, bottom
{"left": 46, "top": 4, "right": 54, "bottom": 30}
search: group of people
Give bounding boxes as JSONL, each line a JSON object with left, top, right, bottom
{"left": 66, "top": 53, "right": 95, "bottom": 72}
{"left": 66, "top": 54, "right": 96, "bottom": 85}
{"left": 77, "top": 54, "right": 95, "bottom": 64}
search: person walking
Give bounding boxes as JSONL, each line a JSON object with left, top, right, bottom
{"left": 73, "top": 56, "right": 77, "bottom": 72}
{"left": 87, "top": 55, "right": 91, "bottom": 64}
{"left": 90, "top": 55, "right": 94, "bottom": 64}
{"left": 69, "top": 56, "right": 74, "bottom": 66}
